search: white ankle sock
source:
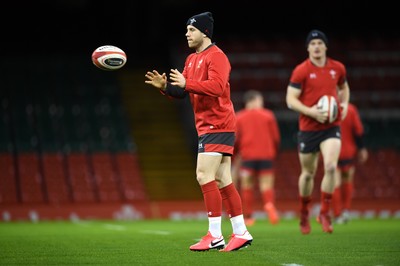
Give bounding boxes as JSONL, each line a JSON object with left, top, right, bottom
{"left": 208, "top": 216, "right": 222, "bottom": 237}
{"left": 230, "top": 214, "right": 247, "bottom": 235}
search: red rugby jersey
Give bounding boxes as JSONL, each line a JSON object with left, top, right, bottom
{"left": 235, "top": 108, "right": 280, "bottom": 160}
{"left": 183, "top": 44, "right": 236, "bottom": 136}
{"left": 339, "top": 103, "right": 364, "bottom": 159}
{"left": 289, "top": 58, "right": 346, "bottom": 131}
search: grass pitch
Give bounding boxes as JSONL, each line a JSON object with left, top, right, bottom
{"left": 1, "top": 218, "right": 399, "bottom": 266}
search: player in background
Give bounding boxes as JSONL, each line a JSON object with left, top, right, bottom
{"left": 232, "top": 90, "right": 281, "bottom": 226}
{"left": 332, "top": 102, "right": 368, "bottom": 224}
{"left": 286, "top": 29, "right": 350, "bottom": 234}
{"left": 145, "top": 11, "right": 252, "bottom": 252}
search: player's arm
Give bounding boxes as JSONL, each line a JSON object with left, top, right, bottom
{"left": 353, "top": 105, "right": 368, "bottom": 163}
{"left": 355, "top": 129, "right": 368, "bottom": 164}
{"left": 286, "top": 85, "right": 327, "bottom": 123}
{"left": 338, "top": 81, "right": 350, "bottom": 120}
{"left": 271, "top": 115, "right": 281, "bottom": 151}
{"left": 164, "top": 83, "right": 188, "bottom": 99}
{"left": 165, "top": 68, "right": 188, "bottom": 99}
{"left": 145, "top": 70, "right": 187, "bottom": 99}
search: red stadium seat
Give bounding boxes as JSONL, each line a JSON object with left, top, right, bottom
{"left": 0, "top": 153, "right": 18, "bottom": 204}
{"left": 42, "top": 153, "right": 71, "bottom": 204}
{"left": 18, "top": 153, "right": 44, "bottom": 203}
{"left": 66, "top": 153, "right": 97, "bottom": 203}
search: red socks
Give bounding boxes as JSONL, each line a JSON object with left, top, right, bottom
{"left": 332, "top": 182, "right": 353, "bottom": 217}
{"left": 262, "top": 189, "right": 275, "bottom": 205}
{"left": 300, "top": 196, "right": 312, "bottom": 213}
{"left": 320, "top": 191, "right": 333, "bottom": 215}
{"left": 241, "top": 188, "right": 253, "bottom": 218}
{"left": 332, "top": 187, "right": 342, "bottom": 218}
{"left": 201, "top": 181, "right": 222, "bottom": 217}
{"left": 220, "top": 183, "right": 243, "bottom": 218}
{"left": 342, "top": 182, "right": 354, "bottom": 210}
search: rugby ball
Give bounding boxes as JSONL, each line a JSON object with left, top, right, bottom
{"left": 317, "top": 95, "right": 338, "bottom": 123}
{"left": 92, "top": 45, "right": 127, "bottom": 71}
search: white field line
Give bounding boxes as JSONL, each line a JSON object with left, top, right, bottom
{"left": 103, "top": 224, "right": 127, "bottom": 231}
{"left": 140, "top": 230, "right": 171, "bottom": 235}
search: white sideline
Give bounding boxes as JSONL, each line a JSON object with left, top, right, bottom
{"left": 140, "top": 230, "right": 171, "bottom": 235}
{"left": 103, "top": 224, "right": 127, "bottom": 231}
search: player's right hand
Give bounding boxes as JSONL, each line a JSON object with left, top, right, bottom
{"left": 311, "top": 104, "right": 328, "bottom": 123}
{"left": 145, "top": 70, "right": 167, "bottom": 91}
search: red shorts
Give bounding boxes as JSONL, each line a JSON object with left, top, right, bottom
{"left": 338, "top": 158, "right": 355, "bottom": 172}
{"left": 241, "top": 159, "right": 274, "bottom": 176}
{"left": 198, "top": 132, "right": 235, "bottom": 155}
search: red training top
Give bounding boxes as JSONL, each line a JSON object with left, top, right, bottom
{"left": 340, "top": 103, "right": 364, "bottom": 159}
{"left": 289, "top": 58, "right": 346, "bottom": 131}
{"left": 235, "top": 108, "right": 280, "bottom": 160}
{"left": 183, "top": 44, "right": 236, "bottom": 136}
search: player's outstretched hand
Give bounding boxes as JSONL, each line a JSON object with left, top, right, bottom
{"left": 169, "top": 69, "right": 186, "bottom": 88}
{"left": 145, "top": 70, "right": 167, "bottom": 91}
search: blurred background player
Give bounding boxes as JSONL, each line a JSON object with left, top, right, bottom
{"left": 332, "top": 102, "right": 368, "bottom": 224}
{"left": 145, "top": 11, "right": 252, "bottom": 252}
{"left": 285, "top": 29, "right": 350, "bottom": 234}
{"left": 232, "top": 90, "right": 281, "bottom": 226}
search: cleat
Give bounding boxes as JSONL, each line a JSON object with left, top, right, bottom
{"left": 264, "top": 202, "right": 280, "bottom": 225}
{"left": 318, "top": 214, "right": 333, "bottom": 233}
{"left": 244, "top": 218, "right": 256, "bottom": 227}
{"left": 189, "top": 231, "right": 225, "bottom": 251}
{"left": 335, "top": 210, "right": 350, "bottom": 224}
{"left": 339, "top": 210, "right": 350, "bottom": 224}
{"left": 219, "top": 231, "right": 253, "bottom": 252}
{"left": 300, "top": 211, "right": 311, "bottom": 235}
{"left": 334, "top": 216, "right": 346, "bottom": 225}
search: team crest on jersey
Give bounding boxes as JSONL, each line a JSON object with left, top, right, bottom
{"left": 329, "top": 69, "right": 337, "bottom": 79}
{"left": 197, "top": 59, "right": 203, "bottom": 68}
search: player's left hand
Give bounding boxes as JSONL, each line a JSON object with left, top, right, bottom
{"left": 358, "top": 148, "right": 368, "bottom": 164}
{"left": 169, "top": 69, "right": 186, "bottom": 88}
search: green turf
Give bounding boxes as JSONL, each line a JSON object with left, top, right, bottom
{"left": 0, "top": 218, "right": 399, "bottom": 266}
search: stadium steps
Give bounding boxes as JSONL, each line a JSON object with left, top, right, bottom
{"left": 118, "top": 70, "right": 200, "bottom": 200}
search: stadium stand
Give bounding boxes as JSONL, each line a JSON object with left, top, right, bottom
{"left": 1, "top": 33, "right": 399, "bottom": 220}
{"left": 0, "top": 56, "right": 150, "bottom": 220}
{"left": 0, "top": 153, "right": 18, "bottom": 204}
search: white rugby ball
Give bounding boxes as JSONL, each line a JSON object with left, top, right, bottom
{"left": 317, "top": 95, "right": 338, "bottom": 123}
{"left": 92, "top": 45, "right": 127, "bottom": 71}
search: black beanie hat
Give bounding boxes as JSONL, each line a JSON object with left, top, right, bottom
{"left": 305, "top": 29, "right": 328, "bottom": 47}
{"left": 186, "top": 12, "right": 214, "bottom": 39}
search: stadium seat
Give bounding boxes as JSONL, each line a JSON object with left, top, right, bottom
{"left": 42, "top": 153, "right": 71, "bottom": 204}
{"left": 90, "top": 152, "right": 123, "bottom": 203}
{"left": 18, "top": 152, "right": 45, "bottom": 203}
{"left": 66, "top": 153, "right": 97, "bottom": 203}
{"left": 115, "top": 152, "right": 148, "bottom": 201}
{"left": 0, "top": 153, "right": 18, "bottom": 204}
